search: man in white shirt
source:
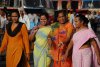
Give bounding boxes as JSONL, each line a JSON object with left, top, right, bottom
{"left": 0, "top": 10, "right": 6, "bottom": 31}
{"left": 19, "top": 10, "right": 30, "bottom": 30}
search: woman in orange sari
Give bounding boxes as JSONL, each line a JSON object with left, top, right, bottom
{"left": 0, "top": 11, "right": 30, "bottom": 67}
{"left": 49, "top": 10, "right": 74, "bottom": 67}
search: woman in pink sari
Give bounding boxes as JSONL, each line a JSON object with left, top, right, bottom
{"left": 63, "top": 14, "right": 100, "bottom": 67}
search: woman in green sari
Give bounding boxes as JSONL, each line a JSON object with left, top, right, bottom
{"left": 29, "top": 13, "right": 52, "bottom": 67}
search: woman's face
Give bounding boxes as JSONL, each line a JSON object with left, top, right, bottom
{"left": 57, "top": 12, "right": 65, "bottom": 24}
{"left": 11, "top": 12, "right": 19, "bottom": 23}
{"left": 40, "top": 15, "right": 47, "bottom": 26}
{"left": 74, "top": 17, "right": 83, "bottom": 28}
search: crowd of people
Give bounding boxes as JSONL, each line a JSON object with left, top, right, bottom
{"left": 0, "top": 8, "right": 100, "bottom": 67}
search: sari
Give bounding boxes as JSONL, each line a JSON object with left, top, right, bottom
{"left": 72, "top": 28, "right": 100, "bottom": 67}
{"left": 34, "top": 26, "right": 52, "bottom": 67}
{"left": 50, "top": 22, "right": 74, "bottom": 67}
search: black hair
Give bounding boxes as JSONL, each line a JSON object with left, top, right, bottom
{"left": 40, "top": 12, "right": 49, "bottom": 20}
{"left": 3, "top": 7, "right": 7, "bottom": 14}
{"left": 39, "top": 12, "right": 49, "bottom": 25}
{"left": 54, "top": 10, "right": 66, "bottom": 22}
{"left": 75, "top": 14, "right": 89, "bottom": 25}
{"left": 11, "top": 10, "right": 20, "bottom": 19}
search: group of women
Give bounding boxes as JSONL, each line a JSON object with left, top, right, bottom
{"left": 0, "top": 10, "right": 100, "bottom": 67}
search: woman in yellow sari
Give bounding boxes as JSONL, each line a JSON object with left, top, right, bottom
{"left": 29, "top": 13, "right": 52, "bottom": 67}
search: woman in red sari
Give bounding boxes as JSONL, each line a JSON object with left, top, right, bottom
{"left": 49, "top": 10, "right": 74, "bottom": 67}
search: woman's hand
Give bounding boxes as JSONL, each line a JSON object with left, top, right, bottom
{"left": 30, "top": 26, "right": 38, "bottom": 34}
{"left": 97, "top": 57, "right": 100, "bottom": 65}
{"left": 32, "top": 29, "right": 38, "bottom": 34}
{"left": 33, "top": 26, "right": 39, "bottom": 30}
{"left": 26, "top": 53, "right": 30, "bottom": 61}
{"left": 61, "top": 50, "right": 69, "bottom": 61}
{"left": 61, "top": 54, "right": 68, "bottom": 62}
{"left": 58, "top": 42, "right": 63, "bottom": 48}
